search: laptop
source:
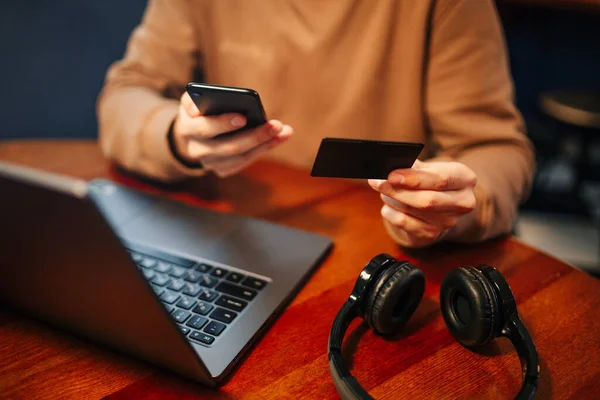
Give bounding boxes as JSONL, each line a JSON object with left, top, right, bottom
{"left": 0, "top": 161, "right": 332, "bottom": 387}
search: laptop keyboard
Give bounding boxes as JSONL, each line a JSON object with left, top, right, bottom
{"left": 125, "top": 245, "right": 268, "bottom": 347}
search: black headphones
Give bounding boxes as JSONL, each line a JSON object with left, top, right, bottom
{"left": 328, "top": 254, "right": 539, "bottom": 399}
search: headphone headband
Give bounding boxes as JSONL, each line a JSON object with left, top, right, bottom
{"left": 328, "top": 254, "right": 398, "bottom": 400}
{"left": 506, "top": 314, "right": 539, "bottom": 400}
{"left": 328, "top": 300, "right": 373, "bottom": 399}
{"left": 328, "top": 253, "right": 396, "bottom": 361}
{"left": 476, "top": 264, "right": 539, "bottom": 399}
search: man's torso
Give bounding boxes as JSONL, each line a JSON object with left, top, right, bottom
{"left": 191, "top": 0, "right": 435, "bottom": 168}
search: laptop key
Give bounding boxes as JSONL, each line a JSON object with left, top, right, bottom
{"left": 140, "top": 258, "right": 157, "bottom": 269}
{"left": 179, "top": 325, "right": 190, "bottom": 335}
{"left": 215, "top": 295, "right": 247, "bottom": 312}
{"left": 168, "top": 279, "right": 186, "bottom": 292}
{"left": 241, "top": 277, "right": 268, "bottom": 291}
{"left": 210, "top": 307, "right": 237, "bottom": 324}
{"left": 199, "top": 275, "right": 217, "bottom": 288}
{"left": 142, "top": 269, "right": 156, "bottom": 281}
{"left": 215, "top": 282, "right": 257, "bottom": 301}
{"left": 151, "top": 284, "right": 164, "bottom": 296}
{"left": 195, "top": 263, "right": 212, "bottom": 273}
{"left": 130, "top": 252, "right": 144, "bottom": 263}
{"left": 204, "top": 321, "right": 226, "bottom": 336}
{"left": 160, "top": 290, "right": 180, "bottom": 304}
{"left": 152, "top": 273, "right": 171, "bottom": 287}
{"left": 166, "top": 305, "right": 175, "bottom": 314}
{"left": 210, "top": 268, "right": 228, "bottom": 278}
{"left": 169, "top": 266, "right": 187, "bottom": 278}
{"left": 172, "top": 309, "right": 191, "bottom": 324}
{"left": 225, "top": 272, "right": 245, "bottom": 283}
{"left": 186, "top": 315, "right": 208, "bottom": 330}
{"left": 182, "top": 283, "right": 202, "bottom": 297}
{"left": 198, "top": 289, "right": 218, "bottom": 302}
{"left": 184, "top": 270, "right": 202, "bottom": 283}
{"left": 192, "top": 302, "right": 214, "bottom": 316}
{"left": 155, "top": 262, "right": 172, "bottom": 274}
{"left": 176, "top": 296, "right": 196, "bottom": 310}
{"left": 189, "top": 330, "right": 215, "bottom": 345}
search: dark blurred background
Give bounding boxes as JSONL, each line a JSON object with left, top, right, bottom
{"left": 0, "top": 0, "right": 147, "bottom": 140}
{"left": 0, "top": 0, "right": 598, "bottom": 275}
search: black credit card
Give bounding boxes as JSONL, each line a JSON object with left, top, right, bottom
{"left": 310, "top": 138, "right": 424, "bottom": 179}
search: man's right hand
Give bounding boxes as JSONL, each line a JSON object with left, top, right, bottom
{"left": 171, "top": 92, "right": 293, "bottom": 177}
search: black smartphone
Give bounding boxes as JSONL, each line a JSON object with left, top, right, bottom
{"left": 310, "top": 137, "right": 424, "bottom": 179}
{"left": 186, "top": 82, "right": 267, "bottom": 137}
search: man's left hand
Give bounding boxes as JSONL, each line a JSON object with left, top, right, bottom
{"left": 368, "top": 160, "right": 477, "bottom": 248}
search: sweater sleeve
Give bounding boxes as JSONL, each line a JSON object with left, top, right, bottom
{"left": 97, "top": 0, "right": 206, "bottom": 182}
{"left": 401, "top": 0, "right": 535, "bottom": 243}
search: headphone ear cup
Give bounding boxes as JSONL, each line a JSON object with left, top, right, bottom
{"left": 365, "top": 261, "right": 425, "bottom": 335}
{"left": 440, "top": 266, "right": 502, "bottom": 347}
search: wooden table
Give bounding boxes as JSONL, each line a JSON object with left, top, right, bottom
{"left": 1, "top": 140, "right": 599, "bottom": 399}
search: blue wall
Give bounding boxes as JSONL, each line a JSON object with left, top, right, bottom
{"left": 0, "top": 0, "right": 147, "bottom": 140}
{"left": 501, "top": 6, "right": 600, "bottom": 118}
{"left": 1, "top": 2, "right": 599, "bottom": 140}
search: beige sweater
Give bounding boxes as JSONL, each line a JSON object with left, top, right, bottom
{"left": 97, "top": 0, "right": 535, "bottom": 244}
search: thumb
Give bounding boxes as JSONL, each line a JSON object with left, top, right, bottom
{"left": 411, "top": 159, "right": 426, "bottom": 169}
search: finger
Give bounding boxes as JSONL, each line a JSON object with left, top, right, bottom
{"left": 210, "top": 133, "right": 290, "bottom": 177}
{"left": 369, "top": 180, "right": 476, "bottom": 213}
{"left": 412, "top": 159, "right": 426, "bottom": 168}
{"left": 185, "top": 123, "right": 290, "bottom": 161}
{"left": 180, "top": 92, "right": 201, "bottom": 118}
{"left": 204, "top": 127, "right": 292, "bottom": 176}
{"left": 205, "top": 120, "right": 284, "bottom": 158}
{"left": 179, "top": 112, "right": 247, "bottom": 139}
{"left": 386, "top": 225, "right": 440, "bottom": 248}
{"left": 387, "top": 162, "right": 477, "bottom": 191}
{"left": 381, "top": 205, "right": 444, "bottom": 241}
{"left": 380, "top": 194, "right": 459, "bottom": 230}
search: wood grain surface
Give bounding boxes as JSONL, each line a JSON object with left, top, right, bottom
{"left": 1, "top": 140, "right": 599, "bottom": 399}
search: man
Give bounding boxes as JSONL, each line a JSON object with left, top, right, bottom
{"left": 97, "top": 0, "right": 535, "bottom": 248}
